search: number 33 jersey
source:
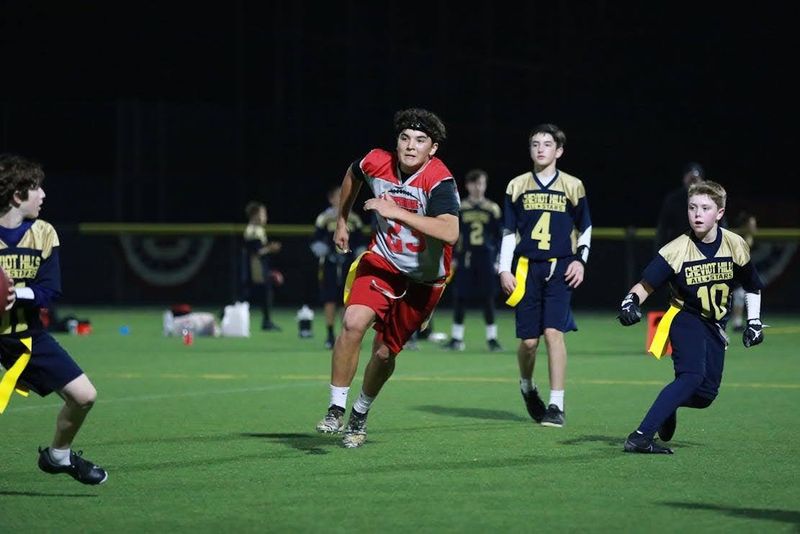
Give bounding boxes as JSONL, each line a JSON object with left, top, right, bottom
{"left": 642, "top": 228, "right": 764, "bottom": 329}
{"left": 352, "top": 149, "right": 459, "bottom": 282}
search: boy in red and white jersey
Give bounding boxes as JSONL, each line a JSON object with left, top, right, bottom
{"left": 315, "top": 108, "right": 460, "bottom": 448}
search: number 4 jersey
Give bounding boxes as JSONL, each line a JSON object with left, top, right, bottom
{"left": 352, "top": 149, "right": 460, "bottom": 282}
{"left": 503, "top": 170, "right": 591, "bottom": 261}
{"left": 643, "top": 228, "right": 764, "bottom": 330}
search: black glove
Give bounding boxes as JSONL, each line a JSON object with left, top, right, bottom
{"left": 618, "top": 293, "right": 642, "bottom": 326}
{"left": 742, "top": 319, "right": 764, "bottom": 348}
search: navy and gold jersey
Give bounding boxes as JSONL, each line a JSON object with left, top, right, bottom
{"left": 242, "top": 223, "right": 270, "bottom": 284}
{"left": 642, "top": 228, "right": 764, "bottom": 329}
{"left": 456, "top": 198, "right": 502, "bottom": 261}
{"left": 0, "top": 219, "right": 62, "bottom": 339}
{"left": 503, "top": 170, "right": 591, "bottom": 261}
{"left": 312, "top": 207, "right": 365, "bottom": 266}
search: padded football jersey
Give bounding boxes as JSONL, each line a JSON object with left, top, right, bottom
{"left": 357, "top": 149, "right": 458, "bottom": 282}
{"left": 503, "top": 170, "right": 591, "bottom": 261}
{"left": 642, "top": 228, "right": 764, "bottom": 329}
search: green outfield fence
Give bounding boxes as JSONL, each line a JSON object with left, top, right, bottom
{"left": 62, "top": 223, "right": 800, "bottom": 311}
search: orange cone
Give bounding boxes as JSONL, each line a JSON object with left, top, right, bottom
{"left": 647, "top": 311, "right": 673, "bottom": 356}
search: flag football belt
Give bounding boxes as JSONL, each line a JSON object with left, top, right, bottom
{"left": 0, "top": 337, "right": 33, "bottom": 414}
{"left": 648, "top": 305, "right": 680, "bottom": 360}
{"left": 505, "top": 257, "right": 557, "bottom": 307}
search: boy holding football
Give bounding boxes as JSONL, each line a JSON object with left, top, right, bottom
{"left": 0, "top": 153, "right": 107, "bottom": 484}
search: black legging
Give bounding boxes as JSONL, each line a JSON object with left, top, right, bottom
{"left": 452, "top": 295, "right": 496, "bottom": 325}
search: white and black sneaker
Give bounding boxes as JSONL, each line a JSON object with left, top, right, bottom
{"left": 443, "top": 338, "right": 466, "bottom": 351}
{"left": 342, "top": 409, "right": 369, "bottom": 449}
{"left": 540, "top": 404, "right": 565, "bottom": 428}
{"left": 315, "top": 405, "right": 345, "bottom": 434}
{"left": 38, "top": 447, "right": 108, "bottom": 485}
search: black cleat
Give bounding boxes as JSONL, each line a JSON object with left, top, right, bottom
{"left": 324, "top": 338, "right": 335, "bottom": 350}
{"left": 487, "top": 339, "right": 503, "bottom": 352}
{"left": 658, "top": 411, "right": 677, "bottom": 442}
{"left": 540, "top": 404, "right": 565, "bottom": 427}
{"left": 521, "top": 389, "right": 547, "bottom": 423}
{"left": 623, "top": 432, "right": 674, "bottom": 454}
{"left": 442, "top": 338, "right": 465, "bottom": 351}
{"left": 38, "top": 447, "right": 108, "bottom": 485}
{"left": 262, "top": 322, "right": 282, "bottom": 332}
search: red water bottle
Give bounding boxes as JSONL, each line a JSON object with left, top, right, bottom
{"left": 182, "top": 328, "right": 194, "bottom": 345}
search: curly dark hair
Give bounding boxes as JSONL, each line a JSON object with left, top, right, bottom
{"left": 393, "top": 108, "right": 447, "bottom": 144}
{"left": 0, "top": 153, "right": 45, "bottom": 213}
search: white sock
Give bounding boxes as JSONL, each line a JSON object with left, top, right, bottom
{"left": 49, "top": 447, "right": 72, "bottom": 466}
{"left": 353, "top": 390, "right": 375, "bottom": 414}
{"left": 451, "top": 323, "right": 465, "bottom": 340}
{"left": 486, "top": 324, "right": 497, "bottom": 340}
{"left": 549, "top": 390, "right": 565, "bottom": 411}
{"left": 330, "top": 385, "right": 349, "bottom": 410}
{"left": 520, "top": 378, "right": 535, "bottom": 394}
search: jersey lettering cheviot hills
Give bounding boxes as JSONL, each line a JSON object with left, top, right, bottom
{"left": 522, "top": 192, "right": 567, "bottom": 212}
{"left": 684, "top": 260, "right": 734, "bottom": 285}
{"left": 0, "top": 254, "right": 42, "bottom": 280}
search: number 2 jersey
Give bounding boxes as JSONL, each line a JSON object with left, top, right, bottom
{"left": 0, "top": 219, "right": 61, "bottom": 339}
{"left": 456, "top": 198, "right": 503, "bottom": 265}
{"left": 503, "top": 170, "right": 591, "bottom": 261}
{"left": 642, "top": 228, "right": 764, "bottom": 330}
{"left": 351, "top": 149, "right": 460, "bottom": 282}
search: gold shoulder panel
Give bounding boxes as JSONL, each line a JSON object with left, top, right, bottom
{"left": 720, "top": 228, "right": 751, "bottom": 266}
{"left": 315, "top": 212, "right": 327, "bottom": 228}
{"left": 17, "top": 220, "right": 59, "bottom": 259}
{"left": 243, "top": 224, "right": 266, "bottom": 242}
{"left": 505, "top": 172, "right": 537, "bottom": 203}
{"left": 348, "top": 212, "right": 364, "bottom": 229}
{"left": 487, "top": 200, "right": 502, "bottom": 219}
{"left": 658, "top": 234, "right": 701, "bottom": 273}
{"left": 556, "top": 171, "right": 587, "bottom": 205}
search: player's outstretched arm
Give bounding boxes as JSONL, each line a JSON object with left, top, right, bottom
{"left": 335, "top": 167, "right": 363, "bottom": 253}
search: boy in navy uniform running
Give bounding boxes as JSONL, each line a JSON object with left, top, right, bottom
{"left": 618, "top": 180, "right": 765, "bottom": 454}
{"left": 310, "top": 185, "right": 366, "bottom": 349}
{"left": 444, "top": 169, "right": 504, "bottom": 352}
{"left": 498, "top": 124, "right": 592, "bottom": 428}
{"left": 0, "top": 154, "right": 107, "bottom": 484}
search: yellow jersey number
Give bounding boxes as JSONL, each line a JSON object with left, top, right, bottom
{"left": 469, "top": 221, "right": 484, "bottom": 246}
{"left": 530, "top": 212, "right": 552, "bottom": 250}
{"left": 696, "top": 283, "right": 730, "bottom": 320}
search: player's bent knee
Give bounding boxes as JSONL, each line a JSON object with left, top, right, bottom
{"left": 341, "top": 306, "right": 374, "bottom": 339}
{"left": 62, "top": 375, "right": 98, "bottom": 409}
{"left": 520, "top": 338, "right": 539, "bottom": 352}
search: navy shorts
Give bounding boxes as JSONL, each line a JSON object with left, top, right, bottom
{"left": 453, "top": 251, "right": 498, "bottom": 299}
{"left": 515, "top": 257, "right": 576, "bottom": 339}
{"left": 319, "top": 260, "right": 350, "bottom": 303}
{"left": 669, "top": 311, "right": 726, "bottom": 400}
{"left": 0, "top": 332, "right": 83, "bottom": 396}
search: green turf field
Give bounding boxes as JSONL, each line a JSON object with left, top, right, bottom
{"left": 1, "top": 307, "right": 798, "bottom": 532}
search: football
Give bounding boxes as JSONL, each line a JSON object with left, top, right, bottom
{"left": 0, "top": 267, "right": 11, "bottom": 309}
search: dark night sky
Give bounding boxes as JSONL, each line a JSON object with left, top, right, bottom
{"left": 2, "top": 1, "right": 798, "bottom": 227}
